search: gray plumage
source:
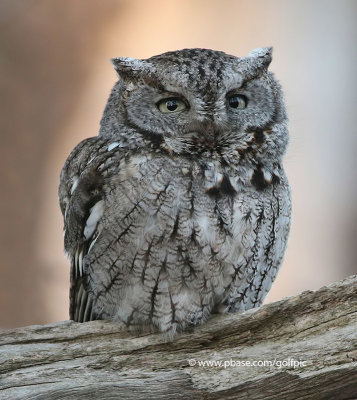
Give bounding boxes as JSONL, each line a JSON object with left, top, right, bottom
{"left": 59, "top": 47, "right": 291, "bottom": 334}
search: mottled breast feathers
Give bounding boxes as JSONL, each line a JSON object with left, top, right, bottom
{"left": 59, "top": 47, "right": 291, "bottom": 334}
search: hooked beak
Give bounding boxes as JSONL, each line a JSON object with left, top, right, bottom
{"left": 184, "top": 121, "right": 220, "bottom": 146}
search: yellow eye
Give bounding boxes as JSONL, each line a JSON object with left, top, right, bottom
{"left": 228, "top": 94, "right": 247, "bottom": 109}
{"left": 157, "top": 98, "right": 187, "bottom": 113}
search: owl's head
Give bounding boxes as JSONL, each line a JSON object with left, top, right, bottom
{"left": 100, "top": 48, "right": 288, "bottom": 166}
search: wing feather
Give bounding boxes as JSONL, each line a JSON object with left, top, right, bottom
{"left": 59, "top": 137, "right": 113, "bottom": 322}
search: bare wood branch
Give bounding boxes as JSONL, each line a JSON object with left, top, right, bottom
{"left": 1, "top": 275, "right": 356, "bottom": 400}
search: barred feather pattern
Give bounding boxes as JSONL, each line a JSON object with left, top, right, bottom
{"left": 59, "top": 47, "right": 291, "bottom": 334}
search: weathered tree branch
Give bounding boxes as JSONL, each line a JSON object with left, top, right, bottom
{"left": 1, "top": 275, "right": 356, "bottom": 399}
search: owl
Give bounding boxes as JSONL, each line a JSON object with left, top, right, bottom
{"left": 59, "top": 47, "right": 291, "bottom": 335}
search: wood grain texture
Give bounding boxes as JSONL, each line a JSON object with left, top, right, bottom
{"left": 1, "top": 275, "right": 356, "bottom": 400}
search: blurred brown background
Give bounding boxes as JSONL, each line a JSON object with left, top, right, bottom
{"left": 0, "top": 0, "right": 356, "bottom": 328}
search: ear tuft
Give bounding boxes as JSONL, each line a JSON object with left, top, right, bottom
{"left": 111, "top": 57, "right": 155, "bottom": 79}
{"left": 247, "top": 47, "right": 273, "bottom": 69}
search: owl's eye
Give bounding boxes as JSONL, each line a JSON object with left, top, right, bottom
{"left": 157, "top": 98, "right": 187, "bottom": 113}
{"left": 228, "top": 94, "right": 247, "bottom": 109}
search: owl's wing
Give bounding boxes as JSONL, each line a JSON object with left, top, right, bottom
{"left": 59, "top": 136, "right": 119, "bottom": 322}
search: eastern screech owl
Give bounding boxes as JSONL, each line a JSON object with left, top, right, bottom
{"left": 59, "top": 47, "right": 291, "bottom": 334}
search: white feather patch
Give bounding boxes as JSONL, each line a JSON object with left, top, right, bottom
{"left": 84, "top": 200, "right": 104, "bottom": 240}
{"left": 64, "top": 205, "right": 69, "bottom": 220}
{"left": 108, "top": 142, "right": 119, "bottom": 151}
{"left": 78, "top": 249, "right": 84, "bottom": 277}
{"left": 88, "top": 232, "right": 100, "bottom": 254}
{"left": 87, "top": 156, "right": 95, "bottom": 165}
{"left": 70, "top": 176, "right": 79, "bottom": 194}
{"left": 196, "top": 215, "right": 216, "bottom": 245}
{"left": 263, "top": 169, "right": 272, "bottom": 183}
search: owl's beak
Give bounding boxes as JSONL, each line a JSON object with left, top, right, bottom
{"left": 203, "top": 122, "right": 218, "bottom": 140}
{"left": 185, "top": 121, "right": 219, "bottom": 146}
